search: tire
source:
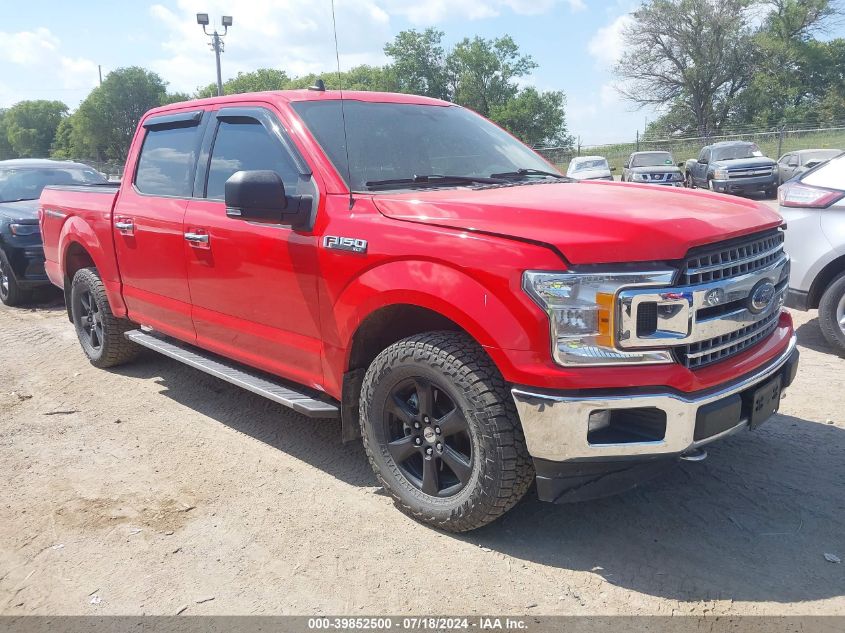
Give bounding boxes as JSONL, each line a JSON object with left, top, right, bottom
{"left": 765, "top": 186, "right": 777, "bottom": 199}
{"left": 0, "top": 248, "right": 32, "bottom": 307}
{"left": 818, "top": 272, "right": 845, "bottom": 357}
{"left": 360, "top": 331, "right": 534, "bottom": 532}
{"left": 70, "top": 267, "right": 140, "bottom": 368}
{"left": 685, "top": 172, "right": 694, "bottom": 188}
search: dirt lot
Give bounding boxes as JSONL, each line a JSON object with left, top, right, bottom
{"left": 0, "top": 297, "right": 843, "bottom": 616}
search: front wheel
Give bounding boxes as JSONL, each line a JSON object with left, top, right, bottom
{"left": 71, "top": 267, "right": 140, "bottom": 368}
{"left": 360, "top": 331, "right": 534, "bottom": 532}
{"left": 0, "top": 248, "right": 32, "bottom": 307}
{"left": 819, "top": 272, "right": 845, "bottom": 357}
{"left": 685, "top": 172, "right": 694, "bottom": 188}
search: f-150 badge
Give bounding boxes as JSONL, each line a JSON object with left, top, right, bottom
{"left": 323, "top": 236, "right": 368, "bottom": 254}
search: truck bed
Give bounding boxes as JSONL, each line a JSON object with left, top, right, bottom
{"left": 39, "top": 183, "right": 120, "bottom": 291}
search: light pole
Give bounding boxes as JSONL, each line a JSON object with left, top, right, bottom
{"left": 196, "top": 13, "right": 232, "bottom": 96}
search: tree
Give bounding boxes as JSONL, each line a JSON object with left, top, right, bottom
{"left": 0, "top": 110, "right": 14, "bottom": 160}
{"left": 446, "top": 35, "right": 537, "bottom": 117}
{"left": 489, "top": 88, "right": 572, "bottom": 147}
{"left": 3, "top": 100, "right": 68, "bottom": 158}
{"left": 73, "top": 67, "right": 168, "bottom": 161}
{"left": 197, "top": 68, "right": 293, "bottom": 98}
{"left": 384, "top": 28, "right": 449, "bottom": 99}
{"left": 615, "top": 0, "right": 757, "bottom": 136}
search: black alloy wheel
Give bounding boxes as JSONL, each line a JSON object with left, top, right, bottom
{"left": 380, "top": 376, "right": 474, "bottom": 497}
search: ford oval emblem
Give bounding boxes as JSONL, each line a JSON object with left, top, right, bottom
{"left": 749, "top": 281, "right": 776, "bottom": 313}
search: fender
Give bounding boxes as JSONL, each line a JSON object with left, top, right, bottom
{"left": 322, "top": 259, "right": 544, "bottom": 396}
{"left": 58, "top": 216, "right": 128, "bottom": 318}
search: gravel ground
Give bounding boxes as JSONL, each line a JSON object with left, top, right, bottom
{"left": 0, "top": 297, "right": 843, "bottom": 616}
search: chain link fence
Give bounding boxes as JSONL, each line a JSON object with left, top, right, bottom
{"left": 536, "top": 122, "right": 845, "bottom": 175}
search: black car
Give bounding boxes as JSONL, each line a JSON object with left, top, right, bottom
{"left": 0, "top": 159, "right": 109, "bottom": 306}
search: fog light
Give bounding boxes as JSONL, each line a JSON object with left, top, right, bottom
{"left": 588, "top": 410, "right": 611, "bottom": 433}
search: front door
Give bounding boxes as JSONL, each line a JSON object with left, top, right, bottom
{"left": 114, "top": 111, "right": 207, "bottom": 341}
{"left": 183, "top": 106, "right": 324, "bottom": 388}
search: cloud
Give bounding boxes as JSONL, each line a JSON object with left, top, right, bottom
{"left": 0, "top": 27, "right": 98, "bottom": 105}
{"left": 587, "top": 13, "right": 632, "bottom": 67}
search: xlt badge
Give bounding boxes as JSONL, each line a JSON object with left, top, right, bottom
{"left": 323, "top": 236, "right": 368, "bottom": 254}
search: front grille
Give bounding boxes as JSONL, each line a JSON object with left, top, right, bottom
{"left": 727, "top": 167, "right": 776, "bottom": 179}
{"left": 681, "top": 230, "right": 784, "bottom": 286}
{"left": 676, "top": 310, "right": 780, "bottom": 369}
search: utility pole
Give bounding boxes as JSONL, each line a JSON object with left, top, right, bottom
{"left": 98, "top": 65, "right": 102, "bottom": 86}
{"left": 197, "top": 13, "right": 233, "bottom": 96}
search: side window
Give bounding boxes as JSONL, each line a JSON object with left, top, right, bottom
{"left": 788, "top": 155, "right": 799, "bottom": 167}
{"left": 698, "top": 148, "right": 709, "bottom": 162}
{"left": 135, "top": 125, "right": 202, "bottom": 197}
{"left": 205, "top": 119, "right": 301, "bottom": 200}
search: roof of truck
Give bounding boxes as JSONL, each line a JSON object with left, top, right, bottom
{"left": 146, "top": 90, "right": 453, "bottom": 117}
{"left": 0, "top": 158, "right": 97, "bottom": 170}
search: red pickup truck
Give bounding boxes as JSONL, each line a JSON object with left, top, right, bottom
{"left": 39, "top": 90, "right": 798, "bottom": 531}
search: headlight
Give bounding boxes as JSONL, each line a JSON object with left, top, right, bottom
{"left": 9, "top": 223, "right": 40, "bottom": 236}
{"left": 671, "top": 172, "right": 684, "bottom": 181}
{"left": 632, "top": 173, "right": 648, "bottom": 182}
{"left": 713, "top": 168, "right": 729, "bottom": 180}
{"left": 523, "top": 271, "right": 676, "bottom": 366}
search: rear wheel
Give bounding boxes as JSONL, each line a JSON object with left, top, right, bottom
{"left": 0, "top": 248, "right": 32, "bottom": 307}
{"left": 685, "top": 172, "right": 694, "bottom": 188}
{"left": 819, "top": 272, "right": 845, "bottom": 357}
{"left": 360, "top": 331, "right": 533, "bottom": 532}
{"left": 71, "top": 267, "right": 140, "bottom": 368}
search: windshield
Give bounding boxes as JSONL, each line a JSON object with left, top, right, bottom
{"left": 804, "top": 149, "right": 841, "bottom": 164}
{"left": 0, "top": 166, "right": 107, "bottom": 203}
{"left": 570, "top": 159, "right": 608, "bottom": 171}
{"left": 291, "top": 100, "right": 557, "bottom": 191}
{"left": 711, "top": 144, "right": 761, "bottom": 161}
{"left": 631, "top": 152, "right": 674, "bottom": 167}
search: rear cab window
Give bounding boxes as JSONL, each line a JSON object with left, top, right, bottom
{"left": 134, "top": 112, "right": 205, "bottom": 197}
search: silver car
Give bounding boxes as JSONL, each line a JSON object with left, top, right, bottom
{"left": 780, "top": 152, "right": 845, "bottom": 355}
{"left": 566, "top": 156, "right": 614, "bottom": 181}
{"left": 777, "top": 148, "right": 841, "bottom": 185}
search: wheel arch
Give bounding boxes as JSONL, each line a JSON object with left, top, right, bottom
{"left": 809, "top": 253, "right": 845, "bottom": 309}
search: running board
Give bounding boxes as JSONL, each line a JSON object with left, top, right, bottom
{"left": 124, "top": 330, "right": 339, "bottom": 419}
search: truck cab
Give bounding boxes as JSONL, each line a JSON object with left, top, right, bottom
{"left": 39, "top": 91, "right": 799, "bottom": 531}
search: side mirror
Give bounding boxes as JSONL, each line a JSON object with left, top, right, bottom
{"left": 677, "top": 162, "right": 685, "bottom": 168}
{"left": 610, "top": 166, "right": 617, "bottom": 171}
{"left": 224, "top": 170, "right": 310, "bottom": 226}
{"left": 804, "top": 160, "right": 821, "bottom": 169}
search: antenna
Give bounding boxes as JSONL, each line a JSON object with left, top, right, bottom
{"left": 331, "top": 0, "right": 355, "bottom": 210}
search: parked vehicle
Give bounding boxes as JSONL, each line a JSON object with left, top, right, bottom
{"left": 566, "top": 155, "right": 614, "bottom": 181}
{"left": 40, "top": 91, "right": 798, "bottom": 531}
{"left": 684, "top": 141, "right": 778, "bottom": 197}
{"left": 777, "top": 148, "right": 841, "bottom": 185}
{"left": 780, "top": 152, "right": 845, "bottom": 355}
{"left": 622, "top": 151, "right": 684, "bottom": 186}
{"left": 0, "top": 159, "right": 107, "bottom": 306}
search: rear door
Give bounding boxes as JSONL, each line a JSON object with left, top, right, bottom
{"left": 114, "top": 110, "right": 207, "bottom": 341}
{"left": 182, "top": 105, "right": 324, "bottom": 387}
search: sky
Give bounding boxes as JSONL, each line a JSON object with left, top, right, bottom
{"left": 0, "top": 0, "right": 672, "bottom": 144}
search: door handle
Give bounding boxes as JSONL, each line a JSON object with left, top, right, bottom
{"left": 184, "top": 232, "right": 210, "bottom": 245}
{"left": 115, "top": 219, "right": 134, "bottom": 233}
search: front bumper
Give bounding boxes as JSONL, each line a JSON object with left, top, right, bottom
{"left": 711, "top": 175, "right": 777, "bottom": 194}
{"left": 512, "top": 334, "right": 798, "bottom": 464}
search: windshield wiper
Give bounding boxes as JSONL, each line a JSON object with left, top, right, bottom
{"left": 490, "top": 168, "right": 567, "bottom": 180}
{"left": 365, "top": 174, "right": 508, "bottom": 190}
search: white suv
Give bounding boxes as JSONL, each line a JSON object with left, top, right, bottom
{"left": 780, "top": 152, "right": 845, "bottom": 355}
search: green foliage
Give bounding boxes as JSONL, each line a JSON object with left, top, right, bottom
{"left": 384, "top": 28, "right": 448, "bottom": 99}
{"left": 624, "top": 0, "right": 843, "bottom": 135}
{"left": 3, "top": 100, "right": 68, "bottom": 158}
{"left": 489, "top": 88, "right": 572, "bottom": 147}
{"left": 0, "top": 110, "right": 15, "bottom": 160}
{"left": 71, "top": 67, "right": 169, "bottom": 161}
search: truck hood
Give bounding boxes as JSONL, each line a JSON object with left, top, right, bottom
{"left": 711, "top": 156, "right": 776, "bottom": 169}
{"left": 0, "top": 199, "right": 39, "bottom": 222}
{"left": 372, "top": 181, "right": 782, "bottom": 264}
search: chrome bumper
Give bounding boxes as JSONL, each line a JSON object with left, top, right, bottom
{"left": 511, "top": 335, "right": 798, "bottom": 462}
